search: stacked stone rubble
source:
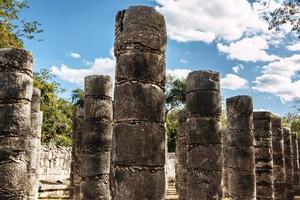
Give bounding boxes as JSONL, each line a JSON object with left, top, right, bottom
{"left": 271, "top": 117, "right": 286, "bottom": 199}
{"left": 111, "top": 6, "right": 167, "bottom": 200}
{"left": 283, "top": 127, "right": 294, "bottom": 199}
{"left": 226, "top": 95, "right": 256, "bottom": 200}
{"left": 176, "top": 111, "right": 187, "bottom": 200}
{"left": 253, "top": 112, "right": 274, "bottom": 200}
{"left": 80, "top": 75, "right": 113, "bottom": 199}
{"left": 28, "top": 88, "right": 43, "bottom": 200}
{"left": 186, "top": 70, "right": 222, "bottom": 199}
{"left": 292, "top": 132, "right": 300, "bottom": 194}
{"left": 222, "top": 128, "right": 229, "bottom": 198}
{"left": 0, "top": 48, "right": 33, "bottom": 199}
{"left": 70, "top": 108, "right": 83, "bottom": 200}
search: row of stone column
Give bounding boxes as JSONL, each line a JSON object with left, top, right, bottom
{"left": 0, "top": 48, "right": 43, "bottom": 200}
{"left": 176, "top": 92, "right": 300, "bottom": 200}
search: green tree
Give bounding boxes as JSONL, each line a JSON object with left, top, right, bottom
{"left": 165, "top": 75, "right": 186, "bottom": 115}
{"left": 34, "top": 69, "right": 72, "bottom": 146}
{"left": 0, "top": 0, "right": 42, "bottom": 48}
{"left": 266, "top": 0, "right": 300, "bottom": 35}
{"left": 71, "top": 88, "right": 84, "bottom": 108}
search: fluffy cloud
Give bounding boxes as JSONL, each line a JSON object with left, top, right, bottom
{"left": 253, "top": 55, "right": 300, "bottom": 102}
{"left": 69, "top": 52, "right": 81, "bottom": 59}
{"left": 221, "top": 74, "right": 249, "bottom": 90}
{"left": 217, "top": 36, "right": 280, "bottom": 62}
{"left": 232, "top": 64, "right": 244, "bottom": 73}
{"left": 286, "top": 43, "right": 300, "bottom": 51}
{"left": 52, "top": 56, "right": 115, "bottom": 85}
{"left": 167, "top": 68, "right": 191, "bottom": 79}
{"left": 155, "top": 0, "right": 267, "bottom": 43}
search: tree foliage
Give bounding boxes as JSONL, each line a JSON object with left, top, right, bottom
{"left": 71, "top": 88, "right": 84, "bottom": 108}
{"left": 33, "top": 69, "right": 72, "bottom": 146}
{"left": 0, "top": 0, "right": 42, "bottom": 48}
{"left": 266, "top": 0, "right": 300, "bottom": 35}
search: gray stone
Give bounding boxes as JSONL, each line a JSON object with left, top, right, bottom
{"left": 186, "top": 70, "right": 222, "bottom": 199}
{"left": 226, "top": 95, "right": 255, "bottom": 200}
{"left": 112, "top": 6, "right": 166, "bottom": 200}
{"left": 0, "top": 48, "right": 33, "bottom": 199}
{"left": 80, "top": 75, "right": 113, "bottom": 199}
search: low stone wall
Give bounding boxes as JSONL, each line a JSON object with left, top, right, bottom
{"left": 38, "top": 146, "right": 72, "bottom": 183}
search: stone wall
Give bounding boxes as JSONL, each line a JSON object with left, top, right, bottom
{"left": 38, "top": 146, "right": 72, "bottom": 183}
{"left": 38, "top": 146, "right": 176, "bottom": 184}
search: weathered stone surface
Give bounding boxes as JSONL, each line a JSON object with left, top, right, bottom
{"left": 84, "top": 75, "right": 112, "bottom": 97}
{"left": 113, "top": 122, "right": 165, "bottom": 166}
{"left": 82, "top": 121, "right": 112, "bottom": 148}
{"left": 0, "top": 48, "right": 33, "bottom": 72}
{"left": 0, "top": 72, "right": 33, "bottom": 101}
{"left": 187, "top": 144, "right": 222, "bottom": 171}
{"left": 187, "top": 170, "right": 222, "bottom": 200}
{"left": 176, "top": 111, "right": 187, "bottom": 200}
{"left": 114, "top": 82, "right": 165, "bottom": 123}
{"left": 186, "top": 117, "right": 221, "bottom": 145}
{"left": 0, "top": 48, "right": 33, "bottom": 200}
{"left": 283, "top": 127, "right": 294, "bottom": 200}
{"left": 84, "top": 98, "right": 112, "bottom": 120}
{"left": 226, "top": 95, "right": 253, "bottom": 129}
{"left": 292, "top": 133, "right": 300, "bottom": 188}
{"left": 226, "top": 95, "right": 255, "bottom": 200}
{"left": 271, "top": 117, "right": 286, "bottom": 200}
{"left": 112, "top": 6, "right": 166, "bottom": 200}
{"left": 70, "top": 108, "right": 83, "bottom": 200}
{"left": 116, "top": 52, "right": 165, "bottom": 87}
{"left": 0, "top": 102, "right": 31, "bottom": 136}
{"left": 186, "top": 70, "right": 220, "bottom": 92}
{"left": 114, "top": 6, "right": 167, "bottom": 57}
{"left": 228, "top": 169, "right": 256, "bottom": 199}
{"left": 80, "top": 151, "right": 111, "bottom": 177}
{"left": 81, "top": 75, "right": 112, "bottom": 199}
{"left": 80, "top": 175, "right": 110, "bottom": 200}
{"left": 254, "top": 111, "right": 274, "bottom": 200}
{"left": 186, "top": 70, "right": 222, "bottom": 200}
{"left": 112, "top": 168, "right": 165, "bottom": 200}
{"left": 224, "top": 129, "right": 254, "bottom": 147}
{"left": 186, "top": 91, "right": 221, "bottom": 117}
{"left": 227, "top": 147, "right": 255, "bottom": 172}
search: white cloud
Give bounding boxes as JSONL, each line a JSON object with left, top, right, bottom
{"left": 287, "top": 43, "right": 300, "bottom": 51}
{"left": 155, "top": 0, "right": 268, "bottom": 43}
{"left": 167, "top": 68, "right": 191, "bottom": 79}
{"left": 232, "top": 64, "right": 244, "bottom": 73}
{"left": 221, "top": 74, "right": 248, "bottom": 90}
{"left": 217, "top": 36, "right": 280, "bottom": 62}
{"left": 69, "top": 52, "right": 81, "bottom": 59}
{"left": 52, "top": 56, "right": 115, "bottom": 85}
{"left": 253, "top": 55, "right": 300, "bottom": 102}
{"left": 179, "top": 59, "right": 188, "bottom": 64}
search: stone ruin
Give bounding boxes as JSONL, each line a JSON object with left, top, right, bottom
{"left": 1, "top": 5, "right": 300, "bottom": 200}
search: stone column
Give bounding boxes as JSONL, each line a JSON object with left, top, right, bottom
{"left": 297, "top": 137, "right": 300, "bottom": 195}
{"left": 0, "top": 48, "right": 33, "bottom": 199}
{"left": 253, "top": 112, "right": 274, "bottom": 200}
{"left": 271, "top": 117, "right": 286, "bottom": 200}
{"left": 28, "top": 88, "right": 43, "bottom": 200}
{"left": 176, "top": 111, "right": 187, "bottom": 200}
{"left": 283, "top": 127, "right": 294, "bottom": 200}
{"left": 70, "top": 108, "right": 83, "bottom": 200}
{"left": 292, "top": 132, "right": 300, "bottom": 194}
{"left": 80, "top": 75, "right": 113, "bottom": 199}
{"left": 226, "top": 95, "right": 255, "bottom": 200}
{"left": 111, "top": 6, "right": 167, "bottom": 200}
{"left": 222, "top": 128, "right": 229, "bottom": 198}
{"left": 186, "top": 70, "right": 222, "bottom": 200}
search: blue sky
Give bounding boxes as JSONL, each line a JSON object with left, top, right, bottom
{"left": 21, "top": 0, "right": 300, "bottom": 116}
